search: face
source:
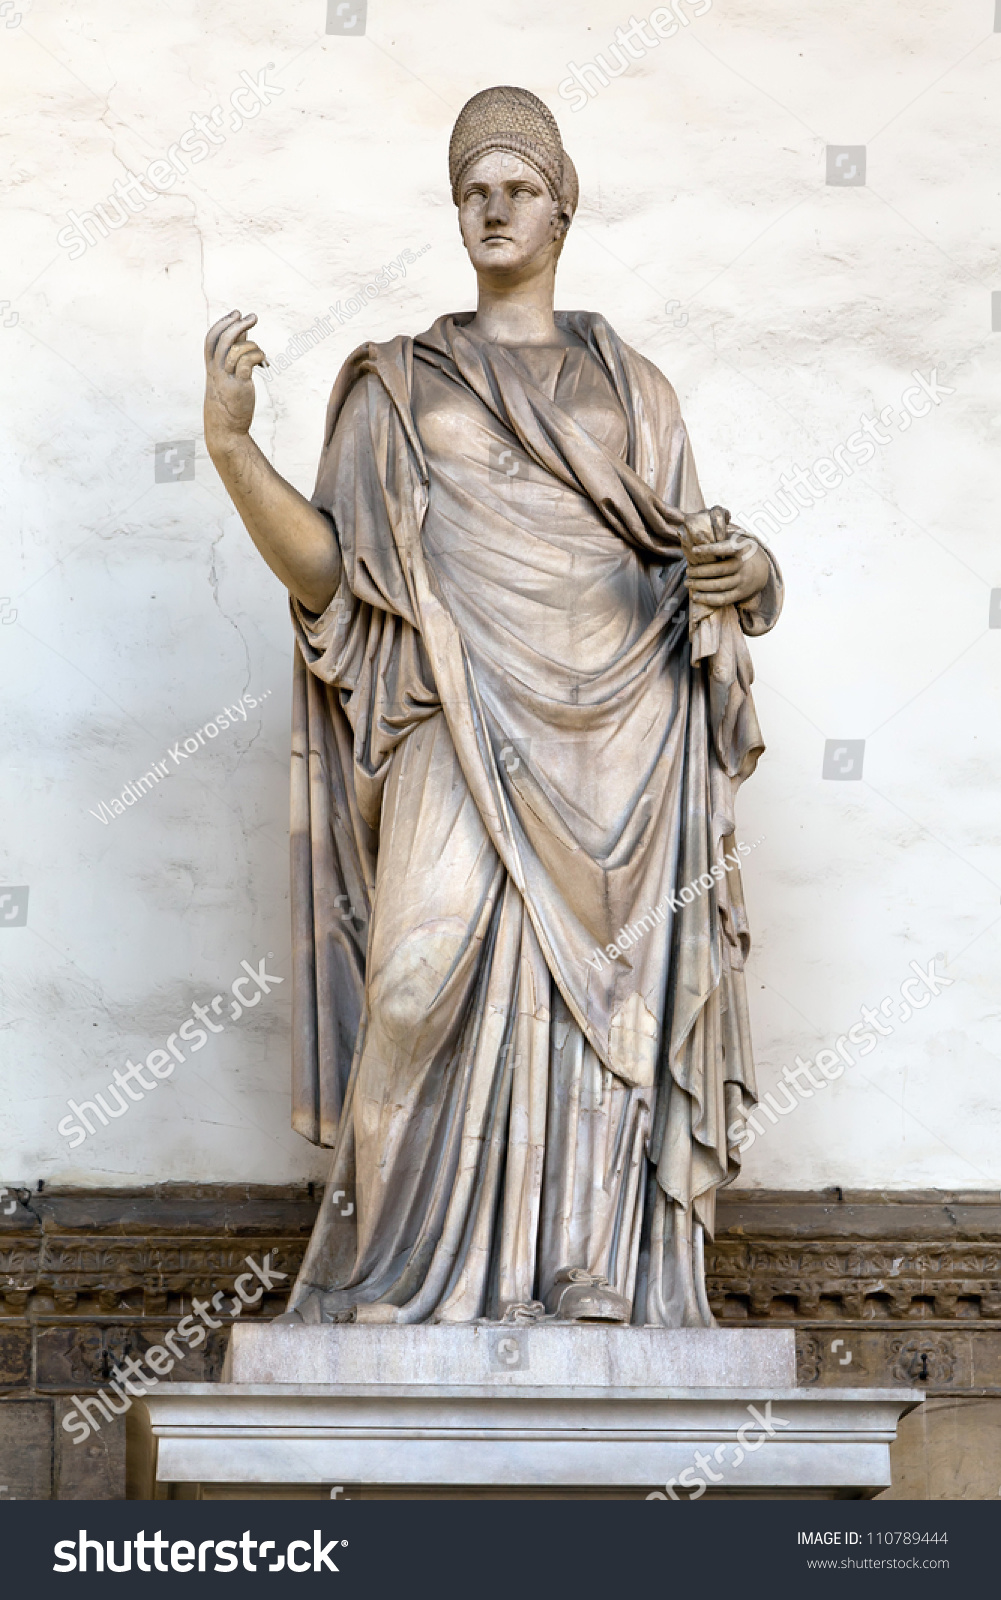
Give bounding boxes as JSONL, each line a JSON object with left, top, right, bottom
{"left": 458, "top": 150, "right": 568, "bottom": 279}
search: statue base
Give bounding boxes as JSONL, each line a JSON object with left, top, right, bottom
{"left": 129, "top": 1324, "right": 921, "bottom": 1500}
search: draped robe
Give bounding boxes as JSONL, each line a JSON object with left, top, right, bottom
{"left": 285, "top": 311, "right": 782, "bottom": 1327}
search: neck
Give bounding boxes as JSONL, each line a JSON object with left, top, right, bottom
{"left": 469, "top": 261, "right": 560, "bottom": 346}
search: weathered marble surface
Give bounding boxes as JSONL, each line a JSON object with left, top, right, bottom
{"left": 221, "top": 1322, "right": 797, "bottom": 1388}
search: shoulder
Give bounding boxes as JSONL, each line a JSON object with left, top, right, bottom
{"left": 323, "top": 337, "right": 412, "bottom": 448}
{"left": 561, "top": 310, "right": 684, "bottom": 426}
{"left": 615, "top": 337, "right": 684, "bottom": 427}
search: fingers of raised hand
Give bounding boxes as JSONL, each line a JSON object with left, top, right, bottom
{"left": 225, "top": 340, "right": 267, "bottom": 377}
{"left": 212, "top": 312, "right": 259, "bottom": 367}
{"left": 205, "top": 310, "right": 244, "bottom": 362}
{"left": 234, "top": 348, "right": 268, "bottom": 380}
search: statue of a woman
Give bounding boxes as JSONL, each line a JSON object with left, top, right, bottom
{"left": 203, "top": 87, "right": 782, "bottom": 1328}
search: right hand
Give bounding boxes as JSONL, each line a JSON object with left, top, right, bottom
{"left": 203, "top": 310, "right": 268, "bottom": 443}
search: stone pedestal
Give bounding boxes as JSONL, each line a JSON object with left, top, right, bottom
{"left": 129, "top": 1325, "right": 921, "bottom": 1500}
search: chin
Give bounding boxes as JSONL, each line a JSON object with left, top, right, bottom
{"left": 473, "top": 249, "right": 525, "bottom": 274}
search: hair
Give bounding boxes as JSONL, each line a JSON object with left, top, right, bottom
{"left": 449, "top": 85, "right": 578, "bottom": 231}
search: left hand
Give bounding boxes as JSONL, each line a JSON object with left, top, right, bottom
{"left": 685, "top": 535, "right": 770, "bottom": 609}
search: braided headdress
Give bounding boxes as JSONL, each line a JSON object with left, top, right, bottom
{"left": 448, "top": 86, "right": 578, "bottom": 216}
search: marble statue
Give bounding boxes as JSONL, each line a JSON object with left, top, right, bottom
{"left": 203, "top": 86, "right": 782, "bottom": 1328}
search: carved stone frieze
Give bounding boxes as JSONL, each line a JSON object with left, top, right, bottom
{"left": 0, "top": 1187, "right": 315, "bottom": 1325}
{"left": 711, "top": 1190, "right": 1001, "bottom": 1396}
{"left": 709, "top": 1190, "right": 1001, "bottom": 1328}
{"left": 889, "top": 1335, "right": 957, "bottom": 1386}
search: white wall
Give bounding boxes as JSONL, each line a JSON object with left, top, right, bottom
{"left": 2, "top": 0, "right": 998, "bottom": 1190}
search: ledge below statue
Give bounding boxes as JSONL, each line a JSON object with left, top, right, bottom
{"left": 129, "top": 1325, "right": 921, "bottom": 1500}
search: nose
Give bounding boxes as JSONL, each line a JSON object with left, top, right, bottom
{"left": 483, "top": 185, "right": 510, "bottom": 227}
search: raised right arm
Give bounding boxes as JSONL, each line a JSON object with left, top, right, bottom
{"left": 203, "top": 310, "right": 341, "bottom": 613}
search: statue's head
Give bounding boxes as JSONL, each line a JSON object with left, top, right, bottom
{"left": 449, "top": 86, "right": 578, "bottom": 282}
